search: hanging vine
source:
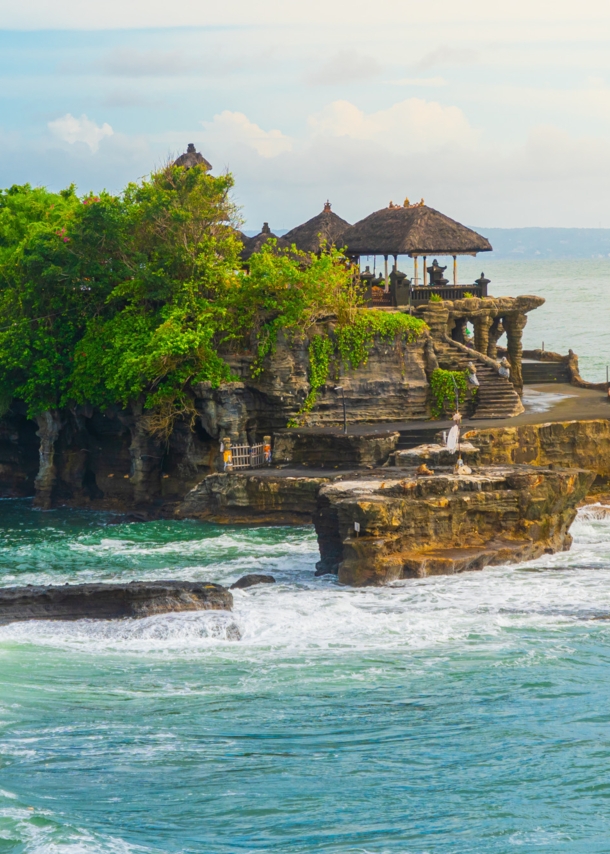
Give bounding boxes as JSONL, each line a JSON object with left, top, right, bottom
{"left": 429, "top": 368, "right": 469, "bottom": 418}
{"left": 288, "top": 311, "right": 428, "bottom": 426}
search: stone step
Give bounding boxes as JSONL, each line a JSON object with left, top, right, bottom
{"left": 522, "top": 361, "right": 570, "bottom": 384}
{"left": 439, "top": 341, "right": 523, "bottom": 419}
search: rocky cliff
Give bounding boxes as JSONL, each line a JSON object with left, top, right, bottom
{"left": 0, "top": 325, "right": 430, "bottom": 510}
{"left": 463, "top": 419, "right": 610, "bottom": 495}
{"left": 176, "top": 464, "right": 594, "bottom": 586}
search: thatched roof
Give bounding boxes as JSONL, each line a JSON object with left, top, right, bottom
{"left": 281, "top": 202, "right": 350, "bottom": 253}
{"left": 342, "top": 203, "right": 492, "bottom": 256}
{"left": 240, "top": 222, "right": 280, "bottom": 261}
{"left": 173, "top": 143, "right": 212, "bottom": 171}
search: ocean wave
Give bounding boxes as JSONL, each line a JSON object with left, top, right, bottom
{"left": 1, "top": 506, "right": 610, "bottom": 660}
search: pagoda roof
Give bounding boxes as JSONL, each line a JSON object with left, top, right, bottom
{"left": 173, "top": 143, "right": 212, "bottom": 171}
{"left": 342, "top": 203, "right": 492, "bottom": 256}
{"left": 281, "top": 203, "right": 350, "bottom": 253}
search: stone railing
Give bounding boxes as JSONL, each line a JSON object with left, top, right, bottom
{"left": 410, "top": 283, "right": 488, "bottom": 304}
{"left": 365, "top": 282, "right": 488, "bottom": 308}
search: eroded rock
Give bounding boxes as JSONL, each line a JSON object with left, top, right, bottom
{"left": 314, "top": 465, "right": 595, "bottom": 585}
{"left": 230, "top": 574, "right": 276, "bottom": 589}
{"left": 0, "top": 580, "right": 232, "bottom": 625}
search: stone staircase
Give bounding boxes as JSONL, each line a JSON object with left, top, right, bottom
{"left": 438, "top": 340, "right": 524, "bottom": 420}
{"left": 396, "top": 426, "right": 448, "bottom": 450}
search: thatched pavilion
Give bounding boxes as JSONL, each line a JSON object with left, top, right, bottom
{"left": 240, "top": 222, "right": 280, "bottom": 262}
{"left": 281, "top": 202, "right": 350, "bottom": 253}
{"left": 342, "top": 202, "right": 492, "bottom": 292}
{"left": 173, "top": 143, "right": 212, "bottom": 171}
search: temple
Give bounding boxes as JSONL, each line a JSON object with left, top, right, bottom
{"left": 277, "top": 198, "right": 542, "bottom": 405}
{"left": 171, "top": 147, "right": 546, "bottom": 420}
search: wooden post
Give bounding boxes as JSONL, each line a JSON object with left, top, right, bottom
{"left": 413, "top": 256, "right": 418, "bottom": 285}
{"left": 423, "top": 256, "right": 427, "bottom": 285}
{"left": 384, "top": 255, "right": 389, "bottom": 292}
{"left": 453, "top": 255, "right": 457, "bottom": 285}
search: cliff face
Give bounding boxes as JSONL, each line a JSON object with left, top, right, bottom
{"left": 225, "top": 324, "right": 429, "bottom": 430}
{"left": 0, "top": 327, "right": 430, "bottom": 510}
{"left": 318, "top": 467, "right": 593, "bottom": 585}
{"left": 464, "top": 420, "right": 610, "bottom": 494}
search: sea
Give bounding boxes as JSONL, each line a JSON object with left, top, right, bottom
{"left": 1, "top": 258, "right": 610, "bottom": 854}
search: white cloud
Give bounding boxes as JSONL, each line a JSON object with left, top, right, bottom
{"left": 306, "top": 50, "right": 382, "bottom": 86}
{"left": 388, "top": 77, "right": 447, "bottom": 87}
{"left": 1, "top": 0, "right": 609, "bottom": 29}
{"left": 201, "top": 111, "right": 293, "bottom": 158}
{"left": 48, "top": 113, "right": 113, "bottom": 152}
{"left": 414, "top": 46, "right": 480, "bottom": 71}
{"left": 308, "top": 98, "right": 479, "bottom": 153}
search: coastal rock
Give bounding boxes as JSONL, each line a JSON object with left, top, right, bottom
{"left": 0, "top": 580, "right": 232, "bottom": 625}
{"left": 314, "top": 465, "right": 594, "bottom": 585}
{"left": 273, "top": 430, "right": 399, "bottom": 469}
{"left": 392, "top": 442, "right": 480, "bottom": 467}
{"left": 463, "top": 419, "right": 610, "bottom": 492}
{"left": 230, "top": 574, "right": 276, "bottom": 589}
{"left": 177, "top": 470, "right": 337, "bottom": 524}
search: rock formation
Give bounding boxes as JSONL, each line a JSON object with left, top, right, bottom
{"left": 176, "top": 464, "right": 594, "bottom": 586}
{"left": 0, "top": 580, "right": 232, "bottom": 625}
{"left": 315, "top": 466, "right": 594, "bottom": 585}
{"left": 230, "top": 574, "right": 276, "bottom": 589}
{"left": 464, "top": 419, "right": 610, "bottom": 495}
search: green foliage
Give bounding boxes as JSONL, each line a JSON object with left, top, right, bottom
{"left": 0, "top": 167, "right": 429, "bottom": 436}
{"left": 429, "top": 368, "right": 469, "bottom": 418}
{"left": 335, "top": 311, "right": 426, "bottom": 371}
{"left": 462, "top": 291, "right": 474, "bottom": 298}
{"left": 428, "top": 293, "right": 443, "bottom": 302}
{"left": 225, "top": 240, "right": 363, "bottom": 377}
{"left": 288, "top": 311, "right": 428, "bottom": 425}
{"left": 288, "top": 334, "right": 335, "bottom": 425}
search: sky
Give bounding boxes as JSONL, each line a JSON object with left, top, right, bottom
{"left": 2, "top": 0, "right": 610, "bottom": 230}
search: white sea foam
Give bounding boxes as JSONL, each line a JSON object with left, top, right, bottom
{"left": 1, "top": 508, "right": 610, "bottom": 660}
{"left": 0, "top": 806, "right": 152, "bottom": 854}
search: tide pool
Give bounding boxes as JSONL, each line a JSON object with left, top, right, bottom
{"left": 2, "top": 502, "right": 610, "bottom": 852}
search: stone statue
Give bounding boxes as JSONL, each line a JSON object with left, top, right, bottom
{"left": 427, "top": 259, "right": 449, "bottom": 286}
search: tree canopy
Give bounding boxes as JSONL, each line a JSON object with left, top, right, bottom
{"left": 0, "top": 164, "right": 427, "bottom": 432}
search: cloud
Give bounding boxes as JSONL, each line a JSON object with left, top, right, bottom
{"left": 306, "top": 50, "right": 383, "bottom": 86}
{"left": 414, "top": 46, "right": 480, "bottom": 71}
{"left": 388, "top": 77, "right": 447, "bottom": 87}
{"left": 1, "top": 0, "right": 609, "bottom": 30}
{"left": 201, "top": 111, "right": 293, "bottom": 158}
{"left": 308, "top": 98, "right": 479, "bottom": 153}
{"left": 48, "top": 114, "right": 114, "bottom": 152}
{"left": 99, "top": 48, "right": 191, "bottom": 77}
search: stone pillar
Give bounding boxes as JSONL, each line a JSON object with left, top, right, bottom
{"left": 33, "top": 409, "right": 63, "bottom": 509}
{"left": 503, "top": 313, "right": 527, "bottom": 394}
{"left": 451, "top": 317, "right": 468, "bottom": 344}
{"left": 474, "top": 315, "right": 493, "bottom": 356}
{"left": 416, "top": 303, "right": 449, "bottom": 341}
{"left": 487, "top": 318, "right": 505, "bottom": 360}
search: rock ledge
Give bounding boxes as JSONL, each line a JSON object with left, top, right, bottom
{"left": 0, "top": 580, "right": 232, "bottom": 625}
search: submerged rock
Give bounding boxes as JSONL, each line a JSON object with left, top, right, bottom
{"left": 0, "top": 580, "right": 232, "bottom": 625}
{"left": 230, "top": 574, "right": 276, "bottom": 590}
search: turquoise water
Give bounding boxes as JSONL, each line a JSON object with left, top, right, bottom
{"left": 4, "top": 501, "right": 610, "bottom": 852}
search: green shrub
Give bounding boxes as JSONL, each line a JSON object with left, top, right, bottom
{"left": 429, "top": 368, "right": 469, "bottom": 418}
